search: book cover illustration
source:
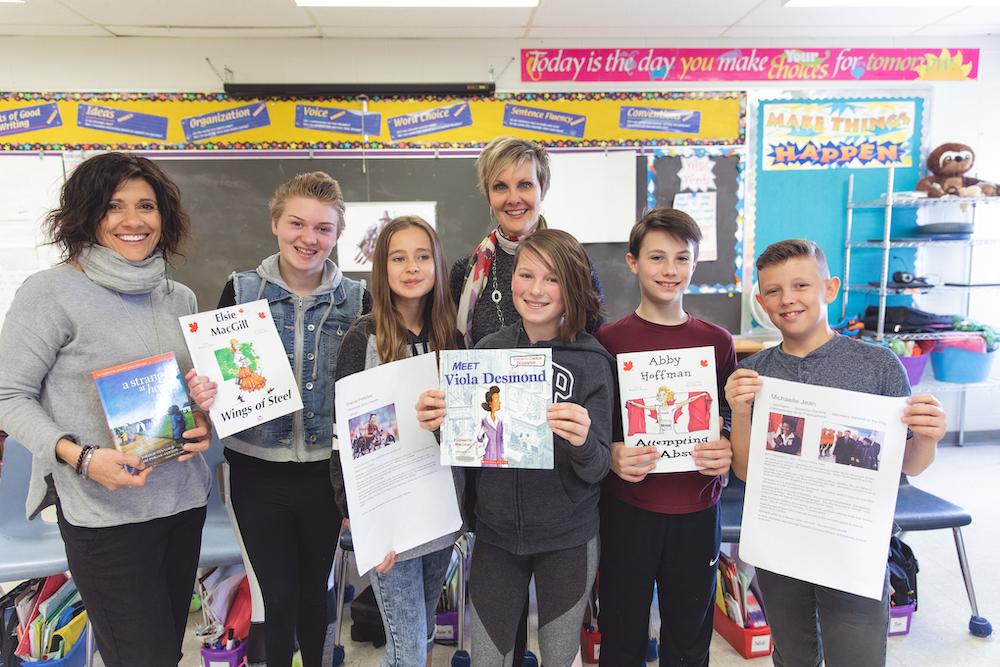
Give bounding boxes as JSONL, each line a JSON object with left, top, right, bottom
{"left": 179, "top": 299, "right": 303, "bottom": 439}
{"left": 439, "top": 348, "right": 553, "bottom": 469}
{"left": 91, "top": 352, "right": 192, "bottom": 467}
{"left": 616, "top": 346, "right": 720, "bottom": 473}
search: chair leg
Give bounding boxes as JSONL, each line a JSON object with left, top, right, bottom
{"left": 952, "top": 527, "right": 992, "bottom": 637}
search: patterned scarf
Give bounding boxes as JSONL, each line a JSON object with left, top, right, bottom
{"left": 456, "top": 226, "right": 522, "bottom": 348}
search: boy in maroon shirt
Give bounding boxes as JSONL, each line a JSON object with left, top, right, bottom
{"left": 596, "top": 207, "right": 735, "bottom": 667}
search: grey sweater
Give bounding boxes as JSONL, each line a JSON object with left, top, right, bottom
{"left": 0, "top": 264, "right": 211, "bottom": 527}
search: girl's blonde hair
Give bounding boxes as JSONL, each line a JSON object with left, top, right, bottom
{"left": 371, "top": 216, "right": 457, "bottom": 363}
{"left": 269, "top": 171, "right": 346, "bottom": 237}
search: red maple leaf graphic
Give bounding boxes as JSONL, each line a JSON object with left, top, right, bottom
{"left": 623, "top": 361, "right": 633, "bottom": 371}
{"left": 188, "top": 322, "right": 198, "bottom": 333}
{"left": 700, "top": 359, "right": 709, "bottom": 367}
{"left": 238, "top": 308, "right": 245, "bottom": 314}
{"left": 258, "top": 312, "right": 267, "bottom": 319}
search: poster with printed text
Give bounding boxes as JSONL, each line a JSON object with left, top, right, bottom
{"left": 761, "top": 99, "right": 916, "bottom": 171}
{"left": 616, "top": 346, "right": 720, "bottom": 473}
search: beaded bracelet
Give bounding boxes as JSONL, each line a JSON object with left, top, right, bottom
{"left": 80, "top": 447, "right": 96, "bottom": 479}
{"left": 74, "top": 445, "right": 94, "bottom": 475}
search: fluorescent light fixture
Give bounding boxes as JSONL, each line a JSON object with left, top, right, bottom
{"left": 295, "top": 0, "right": 538, "bottom": 7}
{"left": 784, "top": 0, "right": 1000, "bottom": 6}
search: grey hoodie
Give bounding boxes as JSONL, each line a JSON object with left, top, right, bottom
{"left": 472, "top": 322, "right": 614, "bottom": 555}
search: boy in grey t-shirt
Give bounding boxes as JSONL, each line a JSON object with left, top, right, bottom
{"left": 725, "top": 239, "right": 946, "bottom": 667}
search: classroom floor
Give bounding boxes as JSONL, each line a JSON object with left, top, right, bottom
{"left": 91, "top": 443, "right": 1000, "bottom": 666}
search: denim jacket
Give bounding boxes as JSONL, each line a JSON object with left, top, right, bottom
{"left": 226, "top": 254, "right": 366, "bottom": 463}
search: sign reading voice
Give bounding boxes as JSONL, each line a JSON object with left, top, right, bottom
{"left": 295, "top": 104, "right": 382, "bottom": 135}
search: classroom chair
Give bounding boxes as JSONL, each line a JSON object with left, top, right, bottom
{"left": 0, "top": 436, "right": 243, "bottom": 666}
{"left": 716, "top": 473, "right": 992, "bottom": 637}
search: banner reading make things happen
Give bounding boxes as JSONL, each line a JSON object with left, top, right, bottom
{"left": 760, "top": 99, "right": 916, "bottom": 171}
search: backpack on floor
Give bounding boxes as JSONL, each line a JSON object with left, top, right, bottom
{"left": 888, "top": 536, "right": 919, "bottom": 609}
{"left": 349, "top": 585, "right": 386, "bottom": 648}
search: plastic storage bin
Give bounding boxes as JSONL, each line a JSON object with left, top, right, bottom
{"left": 931, "top": 346, "right": 995, "bottom": 383}
{"left": 898, "top": 355, "right": 929, "bottom": 386}
{"left": 21, "top": 627, "right": 88, "bottom": 667}
{"left": 713, "top": 605, "right": 772, "bottom": 659}
{"left": 888, "top": 602, "right": 916, "bottom": 636}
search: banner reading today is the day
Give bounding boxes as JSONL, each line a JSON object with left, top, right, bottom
{"left": 760, "top": 99, "right": 916, "bottom": 171}
{"left": 522, "top": 47, "right": 978, "bottom": 83}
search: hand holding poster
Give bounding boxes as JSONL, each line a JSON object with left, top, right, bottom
{"left": 739, "top": 377, "right": 907, "bottom": 600}
{"left": 334, "top": 352, "right": 462, "bottom": 574}
{"left": 439, "top": 349, "right": 553, "bottom": 469}
{"left": 616, "top": 346, "right": 720, "bottom": 473}
{"left": 179, "top": 300, "right": 302, "bottom": 438}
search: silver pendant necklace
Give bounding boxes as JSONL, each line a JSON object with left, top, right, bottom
{"left": 490, "top": 260, "right": 505, "bottom": 326}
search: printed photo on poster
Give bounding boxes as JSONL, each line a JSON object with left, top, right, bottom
{"left": 820, "top": 424, "right": 884, "bottom": 471}
{"left": 347, "top": 404, "right": 399, "bottom": 460}
{"left": 341, "top": 201, "right": 437, "bottom": 273}
{"left": 764, "top": 412, "right": 803, "bottom": 456}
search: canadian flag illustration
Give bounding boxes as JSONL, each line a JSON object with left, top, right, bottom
{"left": 672, "top": 392, "right": 712, "bottom": 434}
{"left": 627, "top": 398, "right": 660, "bottom": 436}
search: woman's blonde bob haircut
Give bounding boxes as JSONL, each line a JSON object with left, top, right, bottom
{"left": 476, "top": 136, "right": 552, "bottom": 200}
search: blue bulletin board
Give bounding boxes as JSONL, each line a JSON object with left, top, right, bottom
{"left": 754, "top": 95, "right": 926, "bottom": 323}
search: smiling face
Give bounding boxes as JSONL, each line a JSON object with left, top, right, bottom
{"left": 780, "top": 421, "right": 793, "bottom": 436}
{"left": 511, "top": 248, "right": 564, "bottom": 342}
{"left": 386, "top": 225, "right": 436, "bottom": 307}
{"left": 756, "top": 256, "right": 840, "bottom": 346}
{"left": 488, "top": 158, "right": 543, "bottom": 238}
{"left": 626, "top": 230, "right": 695, "bottom": 309}
{"left": 272, "top": 196, "right": 340, "bottom": 280}
{"left": 96, "top": 178, "right": 162, "bottom": 262}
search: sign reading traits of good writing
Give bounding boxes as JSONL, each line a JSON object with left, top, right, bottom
{"left": 502, "top": 103, "right": 586, "bottom": 138}
{"left": 294, "top": 104, "right": 382, "bottom": 135}
{"left": 761, "top": 99, "right": 915, "bottom": 170}
{"left": 0, "top": 103, "right": 62, "bottom": 137}
{"left": 386, "top": 102, "right": 472, "bottom": 141}
{"left": 180, "top": 103, "right": 270, "bottom": 142}
{"left": 77, "top": 104, "right": 169, "bottom": 140}
{"left": 619, "top": 106, "right": 701, "bottom": 134}
{"left": 522, "top": 47, "right": 979, "bottom": 83}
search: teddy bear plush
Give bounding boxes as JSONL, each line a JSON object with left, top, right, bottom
{"left": 916, "top": 143, "right": 996, "bottom": 198}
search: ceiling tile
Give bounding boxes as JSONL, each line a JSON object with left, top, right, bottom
{"left": 911, "top": 24, "right": 1000, "bottom": 36}
{"left": 0, "top": 24, "right": 110, "bottom": 36}
{"left": 0, "top": 0, "right": 96, "bottom": 25}
{"left": 526, "top": 26, "right": 730, "bottom": 38}
{"left": 530, "top": 0, "right": 761, "bottom": 27}
{"left": 724, "top": 24, "right": 920, "bottom": 38}
{"left": 107, "top": 26, "right": 322, "bottom": 38}
{"left": 319, "top": 25, "right": 524, "bottom": 38}
{"left": 310, "top": 7, "right": 534, "bottom": 27}
{"left": 739, "top": 0, "right": 956, "bottom": 28}
{"left": 60, "top": 0, "right": 310, "bottom": 27}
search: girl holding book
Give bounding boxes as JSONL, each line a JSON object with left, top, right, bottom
{"left": 418, "top": 228, "right": 615, "bottom": 666}
{"left": 0, "top": 152, "right": 213, "bottom": 667}
{"left": 331, "top": 215, "right": 464, "bottom": 667}
{"left": 185, "top": 172, "right": 369, "bottom": 667}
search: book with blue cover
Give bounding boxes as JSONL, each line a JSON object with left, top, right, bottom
{"left": 90, "top": 352, "right": 191, "bottom": 467}
{"left": 439, "top": 348, "right": 553, "bottom": 469}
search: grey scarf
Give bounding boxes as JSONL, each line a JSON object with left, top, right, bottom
{"left": 77, "top": 244, "right": 166, "bottom": 295}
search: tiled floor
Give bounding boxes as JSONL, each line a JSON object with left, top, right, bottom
{"left": 24, "top": 444, "right": 1000, "bottom": 666}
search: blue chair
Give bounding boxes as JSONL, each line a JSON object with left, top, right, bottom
{"left": 717, "top": 473, "right": 991, "bottom": 637}
{"left": 0, "top": 436, "right": 242, "bottom": 665}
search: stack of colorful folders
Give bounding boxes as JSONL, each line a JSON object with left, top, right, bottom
{"left": 12, "top": 574, "right": 88, "bottom": 662}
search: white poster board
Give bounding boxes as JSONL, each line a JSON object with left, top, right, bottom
{"left": 334, "top": 352, "right": 462, "bottom": 574}
{"left": 544, "top": 151, "right": 637, "bottom": 243}
{"left": 740, "top": 377, "right": 907, "bottom": 600}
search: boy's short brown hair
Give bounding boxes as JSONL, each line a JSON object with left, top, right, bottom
{"left": 756, "top": 239, "right": 830, "bottom": 279}
{"left": 627, "top": 207, "right": 703, "bottom": 259}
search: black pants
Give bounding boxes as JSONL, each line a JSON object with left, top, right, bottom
{"left": 598, "top": 495, "right": 720, "bottom": 667}
{"left": 226, "top": 449, "right": 342, "bottom": 667}
{"left": 57, "top": 503, "right": 206, "bottom": 667}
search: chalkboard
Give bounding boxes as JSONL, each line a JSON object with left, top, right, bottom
{"left": 156, "top": 154, "right": 742, "bottom": 333}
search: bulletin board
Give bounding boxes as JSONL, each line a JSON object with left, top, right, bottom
{"left": 753, "top": 95, "right": 927, "bottom": 324}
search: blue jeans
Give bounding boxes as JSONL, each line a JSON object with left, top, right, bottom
{"left": 370, "top": 546, "right": 453, "bottom": 667}
{"left": 756, "top": 567, "right": 891, "bottom": 667}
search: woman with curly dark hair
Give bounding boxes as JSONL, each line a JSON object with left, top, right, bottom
{"left": 0, "top": 152, "right": 213, "bottom": 667}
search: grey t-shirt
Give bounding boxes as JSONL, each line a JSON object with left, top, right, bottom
{"left": 739, "top": 334, "right": 911, "bottom": 398}
{"left": 0, "top": 264, "right": 211, "bottom": 527}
